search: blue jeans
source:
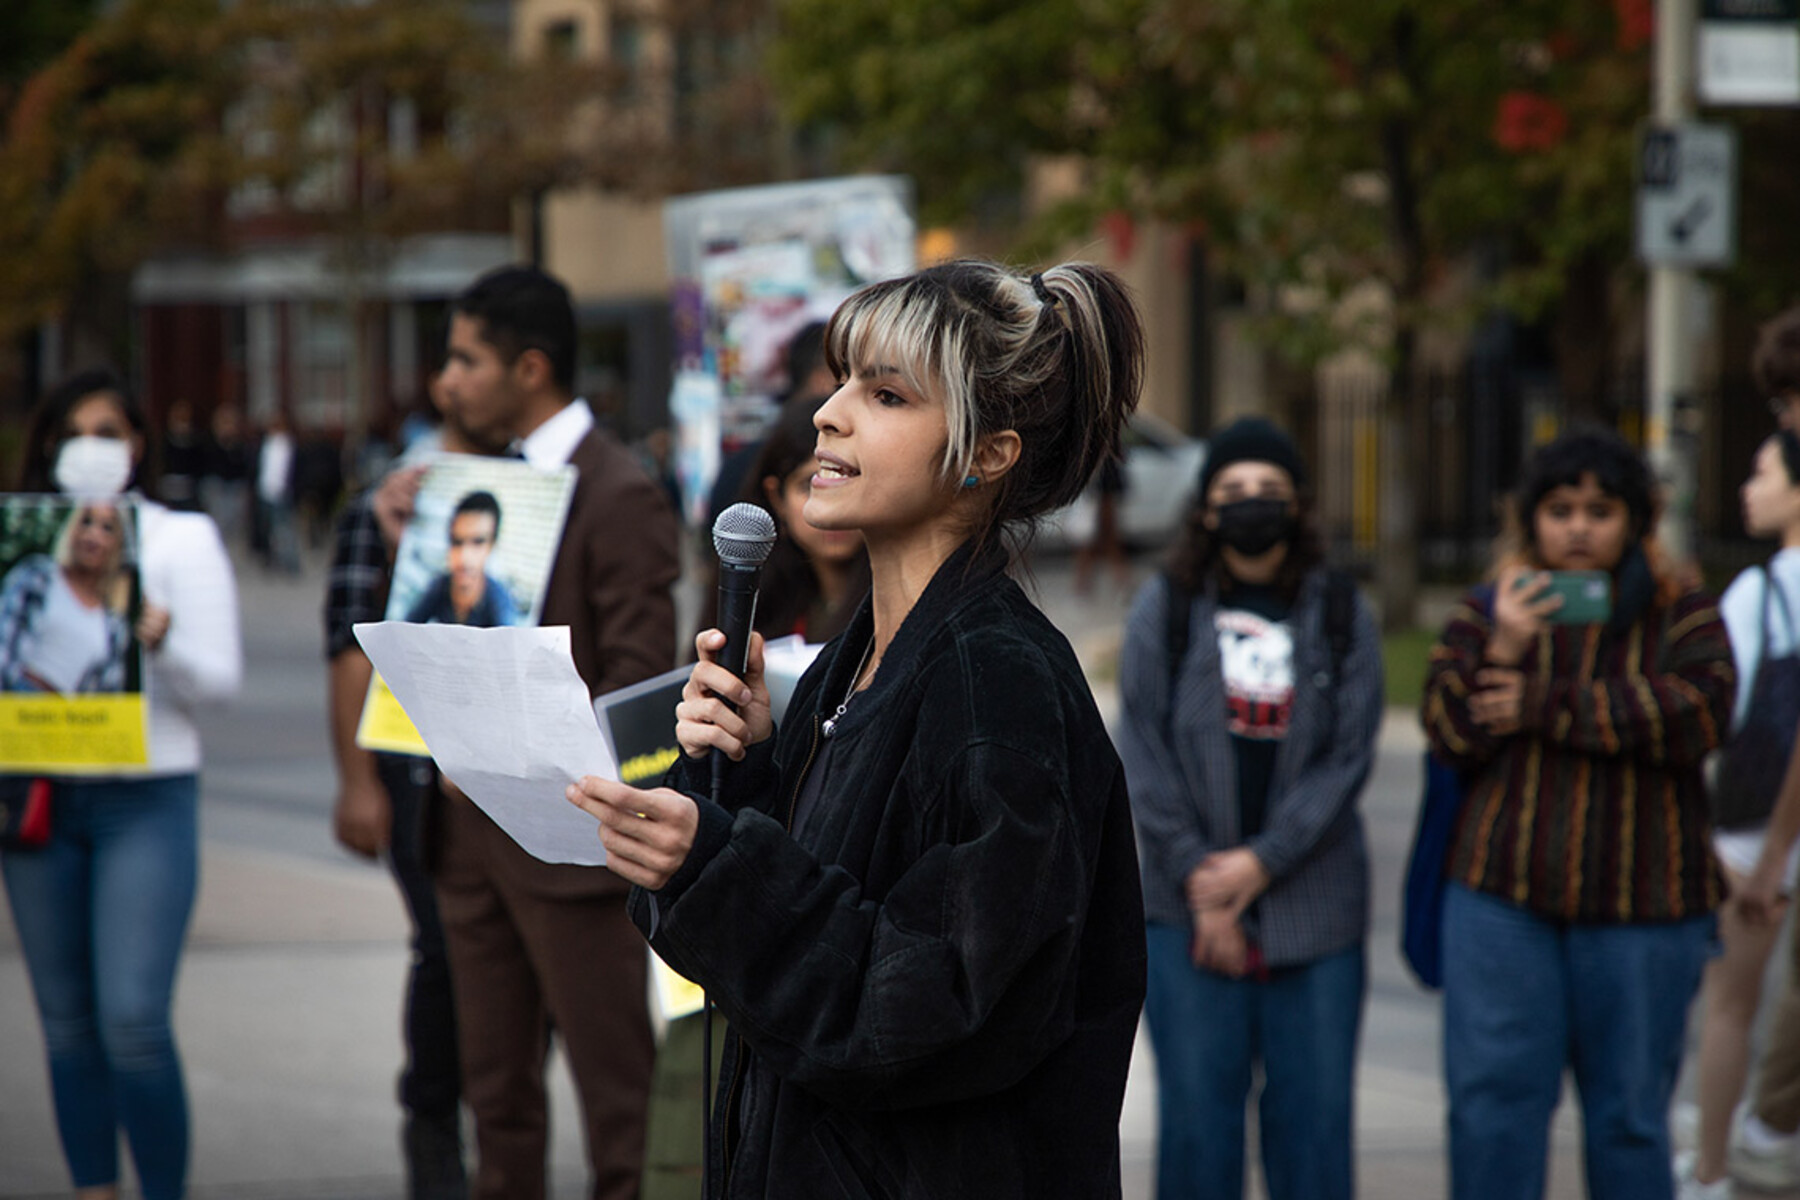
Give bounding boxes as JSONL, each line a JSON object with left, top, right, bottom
{"left": 1, "top": 774, "right": 199, "bottom": 1199}
{"left": 1143, "top": 923, "right": 1365, "bottom": 1200}
{"left": 1442, "top": 885, "right": 1714, "bottom": 1200}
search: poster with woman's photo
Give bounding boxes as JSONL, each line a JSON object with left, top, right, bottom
{"left": 356, "top": 454, "right": 576, "bottom": 755}
{"left": 0, "top": 495, "right": 149, "bottom": 772}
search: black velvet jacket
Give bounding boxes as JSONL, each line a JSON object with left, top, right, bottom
{"left": 631, "top": 541, "right": 1147, "bottom": 1199}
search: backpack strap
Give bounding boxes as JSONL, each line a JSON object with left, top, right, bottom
{"left": 1321, "top": 568, "right": 1356, "bottom": 684}
{"left": 1739, "top": 564, "right": 1776, "bottom": 703}
{"left": 1163, "top": 571, "right": 1192, "bottom": 690}
{"left": 1767, "top": 562, "right": 1795, "bottom": 645}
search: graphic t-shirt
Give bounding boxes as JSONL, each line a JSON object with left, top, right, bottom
{"left": 1216, "top": 584, "right": 1294, "bottom": 839}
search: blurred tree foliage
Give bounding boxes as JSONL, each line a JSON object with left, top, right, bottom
{"left": 0, "top": 0, "right": 104, "bottom": 92}
{"left": 774, "top": 0, "right": 1659, "bottom": 385}
{"left": 0, "top": 497, "right": 74, "bottom": 573}
{"left": 0, "top": 0, "right": 237, "bottom": 364}
{"left": 772, "top": 0, "right": 1800, "bottom": 625}
{"left": 0, "top": 0, "right": 781, "bottom": 370}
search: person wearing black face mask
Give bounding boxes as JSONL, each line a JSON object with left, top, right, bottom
{"left": 1115, "top": 416, "right": 1381, "bottom": 1200}
{"left": 1214, "top": 494, "right": 1296, "bottom": 557}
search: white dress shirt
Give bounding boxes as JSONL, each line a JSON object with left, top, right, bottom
{"left": 518, "top": 399, "right": 595, "bottom": 471}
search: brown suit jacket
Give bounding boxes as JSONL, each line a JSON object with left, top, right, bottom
{"left": 543, "top": 425, "right": 681, "bottom": 698}
{"left": 457, "top": 421, "right": 682, "bottom": 901}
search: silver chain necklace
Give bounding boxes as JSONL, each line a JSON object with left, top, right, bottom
{"left": 822, "top": 640, "right": 875, "bottom": 738}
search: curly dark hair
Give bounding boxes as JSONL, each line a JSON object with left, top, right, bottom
{"left": 1512, "top": 425, "right": 1656, "bottom": 551}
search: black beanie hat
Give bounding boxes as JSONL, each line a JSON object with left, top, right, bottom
{"left": 1197, "top": 416, "right": 1307, "bottom": 500}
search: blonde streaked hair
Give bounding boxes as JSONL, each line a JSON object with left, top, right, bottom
{"left": 824, "top": 259, "right": 1143, "bottom": 549}
{"left": 53, "top": 501, "right": 135, "bottom": 614}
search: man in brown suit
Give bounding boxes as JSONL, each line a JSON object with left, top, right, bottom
{"left": 434, "top": 264, "right": 680, "bottom": 1200}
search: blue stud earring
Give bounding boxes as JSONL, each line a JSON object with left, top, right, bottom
{"left": 962, "top": 475, "right": 980, "bottom": 488}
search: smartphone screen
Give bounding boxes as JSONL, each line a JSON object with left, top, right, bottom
{"left": 1516, "top": 570, "right": 1611, "bottom": 624}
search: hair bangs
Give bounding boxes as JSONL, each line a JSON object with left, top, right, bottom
{"left": 826, "top": 278, "right": 978, "bottom": 478}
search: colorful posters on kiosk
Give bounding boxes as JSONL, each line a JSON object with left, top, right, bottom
{"left": 355, "top": 454, "right": 576, "bottom": 756}
{"left": 662, "top": 175, "right": 917, "bottom": 526}
{"left": 0, "top": 495, "right": 149, "bottom": 772}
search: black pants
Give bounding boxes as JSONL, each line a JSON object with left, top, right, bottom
{"left": 378, "top": 754, "right": 462, "bottom": 1123}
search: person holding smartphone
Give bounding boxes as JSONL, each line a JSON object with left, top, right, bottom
{"left": 1422, "top": 427, "right": 1734, "bottom": 1200}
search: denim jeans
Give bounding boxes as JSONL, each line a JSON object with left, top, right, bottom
{"left": 1442, "top": 884, "right": 1714, "bottom": 1200}
{"left": 1, "top": 774, "right": 198, "bottom": 1200}
{"left": 1143, "top": 923, "right": 1365, "bottom": 1200}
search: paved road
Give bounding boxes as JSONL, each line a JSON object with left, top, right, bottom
{"left": 0, "top": 537, "right": 1755, "bottom": 1198}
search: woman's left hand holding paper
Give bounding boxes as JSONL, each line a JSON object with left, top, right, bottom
{"left": 566, "top": 776, "right": 700, "bottom": 890}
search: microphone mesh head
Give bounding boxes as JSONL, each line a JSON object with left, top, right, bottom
{"left": 712, "top": 502, "right": 777, "bottom": 567}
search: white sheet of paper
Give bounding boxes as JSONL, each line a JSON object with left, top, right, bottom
{"left": 352, "top": 621, "right": 615, "bottom": 866}
{"left": 763, "top": 634, "right": 825, "bottom": 724}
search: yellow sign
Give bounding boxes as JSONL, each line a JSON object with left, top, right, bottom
{"left": 652, "top": 950, "right": 706, "bottom": 1022}
{"left": 354, "top": 671, "right": 429, "bottom": 756}
{"left": 0, "top": 694, "right": 149, "bottom": 772}
{"left": 620, "top": 745, "right": 680, "bottom": 785}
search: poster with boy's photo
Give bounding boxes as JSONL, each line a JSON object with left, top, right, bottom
{"left": 355, "top": 454, "right": 577, "bottom": 755}
{"left": 0, "top": 495, "right": 150, "bottom": 772}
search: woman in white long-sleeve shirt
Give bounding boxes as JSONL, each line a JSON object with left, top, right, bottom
{"left": 2, "top": 369, "right": 242, "bottom": 1200}
{"left": 1679, "top": 428, "right": 1800, "bottom": 1199}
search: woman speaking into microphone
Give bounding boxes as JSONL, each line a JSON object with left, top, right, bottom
{"left": 567, "top": 259, "right": 1148, "bottom": 1198}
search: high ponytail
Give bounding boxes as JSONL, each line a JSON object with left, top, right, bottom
{"left": 823, "top": 258, "right": 1144, "bottom": 556}
{"left": 1025, "top": 262, "right": 1144, "bottom": 515}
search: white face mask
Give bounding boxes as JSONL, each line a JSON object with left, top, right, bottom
{"left": 53, "top": 436, "right": 134, "bottom": 497}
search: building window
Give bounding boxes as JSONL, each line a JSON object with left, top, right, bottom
{"left": 296, "top": 301, "right": 352, "bottom": 429}
{"left": 610, "top": 15, "right": 642, "bottom": 66}
{"left": 544, "top": 18, "right": 581, "bottom": 60}
{"left": 610, "top": 14, "right": 644, "bottom": 101}
{"left": 292, "top": 100, "right": 352, "bottom": 213}
{"left": 388, "top": 96, "right": 419, "bottom": 161}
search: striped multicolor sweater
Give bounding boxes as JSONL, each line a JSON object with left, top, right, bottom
{"left": 1421, "top": 585, "right": 1735, "bottom": 924}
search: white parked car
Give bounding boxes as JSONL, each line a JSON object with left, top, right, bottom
{"left": 1036, "top": 412, "right": 1206, "bottom": 553}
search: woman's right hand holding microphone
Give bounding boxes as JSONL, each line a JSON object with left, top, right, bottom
{"left": 676, "top": 627, "right": 773, "bottom": 761}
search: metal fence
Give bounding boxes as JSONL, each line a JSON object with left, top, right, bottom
{"left": 1305, "top": 359, "right": 1767, "bottom": 587}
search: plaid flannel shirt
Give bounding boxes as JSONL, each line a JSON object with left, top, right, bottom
{"left": 323, "top": 490, "right": 389, "bottom": 660}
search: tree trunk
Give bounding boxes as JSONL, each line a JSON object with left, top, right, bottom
{"left": 1376, "top": 11, "right": 1425, "bottom": 633}
{"left": 1377, "top": 329, "right": 1422, "bottom": 633}
{"left": 1553, "top": 250, "right": 1613, "bottom": 426}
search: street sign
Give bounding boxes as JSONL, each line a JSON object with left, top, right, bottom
{"left": 1700, "top": 0, "right": 1800, "bottom": 105}
{"left": 1637, "top": 124, "right": 1737, "bottom": 267}
{"left": 1703, "top": 0, "right": 1800, "bottom": 19}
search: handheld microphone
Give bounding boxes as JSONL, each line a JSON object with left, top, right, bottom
{"left": 703, "top": 500, "right": 776, "bottom": 1200}
{"left": 710, "top": 503, "right": 777, "bottom": 789}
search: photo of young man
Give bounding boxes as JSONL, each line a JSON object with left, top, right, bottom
{"left": 404, "top": 490, "right": 519, "bottom": 628}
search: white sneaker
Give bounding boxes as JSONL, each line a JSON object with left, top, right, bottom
{"left": 1730, "top": 1118, "right": 1800, "bottom": 1191}
{"left": 1676, "top": 1150, "right": 1734, "bottom": 1200}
